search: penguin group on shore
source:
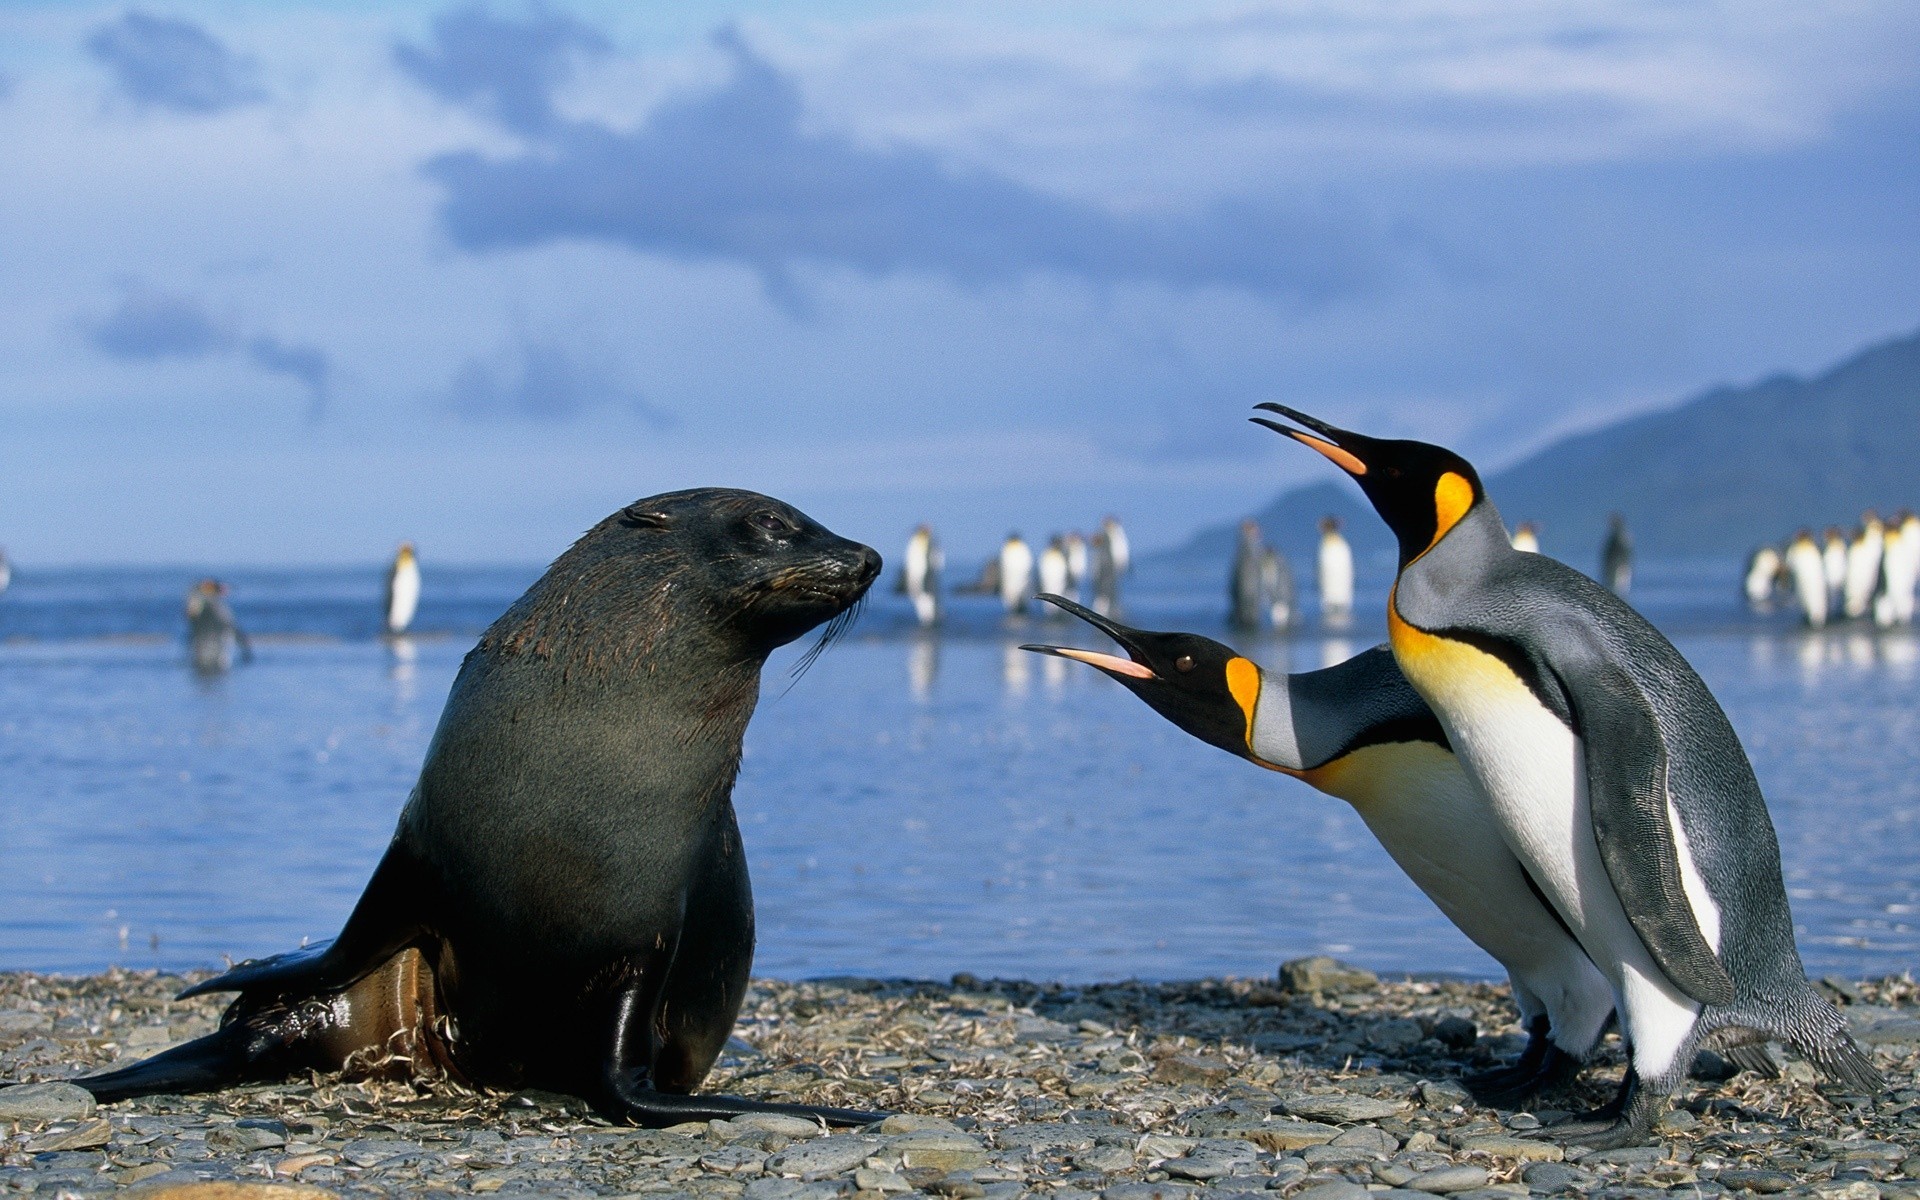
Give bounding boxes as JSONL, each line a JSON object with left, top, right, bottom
{"left": 1248, "top": 403, "right": 1880, "bottom": 1146}
{"left": 1748, "top": 511, "right": 1919, "bottom": 627}
{"left": 925, "top": 516, "right": 1130, "bottom": 621}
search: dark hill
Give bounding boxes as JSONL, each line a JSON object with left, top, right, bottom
{"left": 1158, "top": 326, "right": 1920, "bottom": 571}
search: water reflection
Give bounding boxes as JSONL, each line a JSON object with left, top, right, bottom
{"left": 906, "top": 635, "right": 938, "bottom": 702}
{"left": 1002, "top": 641, "right": 1031, "bottom": 697}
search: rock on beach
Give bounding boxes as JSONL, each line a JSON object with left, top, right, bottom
{"left": 1, "top": 967, "right": 1917, "bottom": 1200}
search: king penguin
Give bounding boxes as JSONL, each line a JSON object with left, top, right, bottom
{"left": 385, "top": 542, "right": 421, "bottom": 636}
{"left": 1742, "top": 546, "right": 1782, "bottom": 611}
{"left": 903, "top": 525, "right": 942, "bottom": 627}
{"left": 1843, "top": 513, "right": 1884, "bottom": 620}
{"left": 1253, "top": 403, "right": 1880, "bottom": 1146}
{"left": 1317, "top": 516, "right": 1354, "bottom": 625}
{"left": 998, "top": 533, "right": 1035, "bottom": 615}
{"left": 1784, "top": 531, "right": 1829, "bottom": 628}
{"left": 1024, "top": 595, "right": 1614, "bottom": 1104}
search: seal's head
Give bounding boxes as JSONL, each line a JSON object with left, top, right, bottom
{"left": 485, "top": 488, "right": 881, "bottom": 668}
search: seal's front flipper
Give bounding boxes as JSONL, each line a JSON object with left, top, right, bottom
{"left": 180, "top": 841, "right": 429, "bottom": 1001}
{"left": 606, "top": 1073, "right": 882, "bottom": 1127}
{"left": 76, "top": 1013, "right": 293, "bottom": 1103}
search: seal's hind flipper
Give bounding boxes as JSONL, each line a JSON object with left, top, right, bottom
{"left": 77, "top": 1015, "right": 293, "bottom": 1103}
{"left": 180, "top": 840, "right": 431, "bottom": 1002}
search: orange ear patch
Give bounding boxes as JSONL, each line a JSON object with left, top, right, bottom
{"left": 1289, "top": 432, "right": 1368, "bottom": 477}
{"left": 1225, "top": 656, "right": 1262, "bottom": 746}
{"left": 1431, "top": 471, "right": 1475, "bottom": 546}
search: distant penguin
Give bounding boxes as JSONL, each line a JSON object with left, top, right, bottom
{"left": 0, "top": 547, "right": 10, "bottom": 595}
{"left": 1317, "top": 516, "right": 1354, "bottom": 624}
{"left": 1026, "top": 598, "right": 1614, "bottom": 1104}
{"left": 1258, "top": 403, "right": 1880, "bottom": 1148}
{"left": 1101, "top": 516, "right": 1130, "bottom": 577}
{"left": 185, "top": 579, "right": 250, "bottom": 673}
{"left": 903, "top": 525, "right": 943, "bottom": 627}
{"left": 1063, "top": 531, "right": 1090, "bottom": 599}
{"left": 1510, "top": 522, "right": 1540, "bottom": 554}
{"left": 385, "top": 542, "right": 421, "bottom": 636}
{"left": 1784, "top": 531, "right": 1829, "bottom": 628}
{"left": 1262, "top": 546, "right": 1294, "bottom": 630}
{"left": 1843, "top": 513, "right": 1884, "bottom": 620}
{"left": 1885, "top": 512, "right": 1920, "bottom": 626}
{"left": 1742, "top": 546, "right": 1783, "bottom": 611}
{"left": 1229, "top": 520, "right": 1266, "bottom": 631}
{"left": 1038, "top": 537, "right": 1071, "bottom": 605}
{"left": 1601, "top": 513, "right": 1633, "bottom": 597}
{"left": 998, "top": 534, "right": 1035, "bottom": 615}
{"left": 1090, "top": 529, "right": 1121, "bottom": 616}
{"left": 1822, "top": 527, "right": 1848, "bottom": 607}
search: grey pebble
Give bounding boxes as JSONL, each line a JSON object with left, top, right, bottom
{"left": 764, "top": 1134, "right": 879, "bottom": 1180}
{"left": 0, "top": 1081, "right": 95, "bottom": 1122}
{"left": 1280, "top": 1093, "right": 1406, "bottom": 1123}
{"left": 1103, "top": 1183, "right": 1198, "bottom": 1200}
{"left": 1407, "top": 1165, "right": 1490, "bottom": 1193}
{"left": 1077, "top": 1145, "right": 1138, "bottom": 1174}
{"left": 1521, "top": 1163, "right": 1595, "bottom": 1193}
{"left": 702, "top": 1144, "right": 771, "bottom": 1176}
{"left": 744, "top": 1178, "right": 852, "bottom": 1200}
{"left": 1289, "top": 1182, "right": 1371, "bottom": 1200}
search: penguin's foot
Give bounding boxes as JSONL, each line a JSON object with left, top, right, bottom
{"left": 1465, "top": 1045, "right": 1580, "bottom": 1109}
{"left": 1541, "top": 1072, "right": 1664, "bottom": 1149}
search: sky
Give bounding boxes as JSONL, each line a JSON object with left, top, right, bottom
{"left": 2, "top": 1, "right": 1917, "bottom": 565}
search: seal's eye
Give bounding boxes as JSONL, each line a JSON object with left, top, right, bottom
{"left": 751, "top": 512, "right": 792, "bottom": 535}
{"left": 1175, "top": 655, "right": 1195, "bottom": 673}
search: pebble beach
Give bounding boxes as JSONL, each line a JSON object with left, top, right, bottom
{"left": 2, "top": 961, "right": 1917, "bottom": 1200}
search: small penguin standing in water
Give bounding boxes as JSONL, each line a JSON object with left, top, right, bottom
{"left": 1317, "top": 516, "right": 1354, "bottom": 625}
{"left": 0, "top": 547, "right": 11, "bottom": 595}
{"left": 1024, "top": 596, "right": 1614, "bottom": 1103}
{"left": 1742, "top": 546, "right": 1783, "bottom": 611}
{"left": 1821, "top": 527, "right": 1849, "bottom": 609}
{"left": 1784, "top": 530, "right": 1829, "bottom": 628}
{"left": 1510, "top": 522, "right": 1541, "bottom": 554}
{"left": 1262, "top": 546, "right": 1294, "bottom": 630}
{"left": 998, "top": 533, "right": 1035, "bottom": 616}
{"left": 1063, "top": 531, "right": 1090, "bottom": 600}
{"left": 1090, "top": 527, "right": 1121, "bottom": 616}
{"left": 385, "top": 542, "right": 421, "bottom": 636}
{"left": 1229, "top": 520, "right": 1267, "bottom": 631}
{"left": 1873, "top": 511, "right": 1917, "bottom": 628}
{"left": 1038, "top": 536, "right": 1071, "bottom": 606}
{"left": 185, "top": 579, "right": 251, "bottom": 673}
{"left": 1255, "top": 404, "right": 1879, "bottom": 1147}
{"left": 1101, "top": 515, "right": 1130, "bottom": 578}
{"left": 902, "top": 525, "right": 943, "bottom": 627}
{"left": 1843, "top": 513, "right": 1885, "bottom": 620}
{"left": 1601, "top": 514, "right": 1632, "bottom": 597}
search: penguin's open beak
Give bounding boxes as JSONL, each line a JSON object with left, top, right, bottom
{"left": 1020, "top": 594, "right": 1156, "bottom": 680}
{"left": 1250, "top": 403, "right": 1369, "bottom": 477}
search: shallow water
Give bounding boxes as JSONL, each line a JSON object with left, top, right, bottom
{"left": 0, "top": 563, "right": 1914, "bottom": 982}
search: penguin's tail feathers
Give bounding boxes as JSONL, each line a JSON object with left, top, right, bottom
{"left": 1718, "top": 1042, "right": 1779, "bottom": 1079}
{"left": 1796, "top": 1031, "right": 1884, "bottom": 1094}
{"left": 73, "top": 1016, "right": 290, "bottom": 1104}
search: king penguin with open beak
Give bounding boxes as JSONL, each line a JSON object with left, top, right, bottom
{"left": 1024, "top": 594, "right": 1614, "bottom": 1103}
{"left": 1251, "top": 403, "right": 1879, "bottom": 1146}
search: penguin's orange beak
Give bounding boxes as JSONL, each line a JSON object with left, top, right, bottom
{"left": 1250, "top": 404, "right": 1368, "bottom": 476}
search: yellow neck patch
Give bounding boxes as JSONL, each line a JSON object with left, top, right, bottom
{"left": 1225, "top": 656, "right": 1261, "bottom": 747}
{"left": 1431, "top": 471, "right": 1475, "bottom": 551}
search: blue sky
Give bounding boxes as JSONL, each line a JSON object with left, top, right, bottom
{"left": 2, "top": 1, "right": 1917, "bottom": 565}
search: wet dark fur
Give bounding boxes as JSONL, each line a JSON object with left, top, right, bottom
{"left": 79, "top": 489, "right": 883, "bottom": 1126}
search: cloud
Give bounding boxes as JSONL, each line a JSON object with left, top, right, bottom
{"left": 85, "top": 10, "right": 265, "bottom": 115}
{"left": 85, "top": 286, "right": 235, "bottom": 360}
{"left": 415, "top": 26, "right": 1394, "bottom": 309}
{"left": 393, "top": 3, "right": 609, "bottom": 136}
{"left": 443, "top": 333, "right": 671, "bottom": 425}
{"left": 82, "top": 285, "right": 330, "bottom": 417}
{"left": 246, "top": 336, "right": 331, "bottom": 420}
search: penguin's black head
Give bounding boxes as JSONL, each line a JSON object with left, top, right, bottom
{"left": 1251, "top": 404, "right": 1485, "bottom": 568}
{"left": 1020, "top": 594, "right": 1259, "bottom": 760}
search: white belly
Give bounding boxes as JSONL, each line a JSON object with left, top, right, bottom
{"left": 1390, "top": 621, "right": 1710, "bottom": 1078}
{"left": 387, "top": 563, "right": 421, "bottom": 633}
{"left": 1315, "top": 742, "right": 1613, "bottom": 1053}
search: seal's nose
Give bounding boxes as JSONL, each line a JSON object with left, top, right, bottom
{"left": 852, "top": 545, "right": 882, "bottom": 585}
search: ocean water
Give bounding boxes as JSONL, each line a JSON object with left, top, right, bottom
{"left": 0, "top": 560, "right": 1915, "bottom": 983}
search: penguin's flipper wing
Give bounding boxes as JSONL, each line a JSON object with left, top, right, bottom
{"left": 179, "top": 839, "right": 430, "bottom": 1000}
{"left": 1558, "top": 652, "right": 1736, "bottom": 1007}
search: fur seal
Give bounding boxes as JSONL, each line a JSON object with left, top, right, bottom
{"left": 80, "top": 489, "right": 884, "bottom": 1126}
